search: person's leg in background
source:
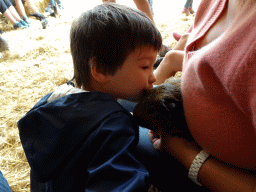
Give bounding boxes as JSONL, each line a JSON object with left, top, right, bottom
{"left": 101, "top": 0, "right": 170, "bottom": 57}
{"left": 1, "top": 0, "right": 17, "bottom": 24}
{"left": 23, "top": 0, "right": 48, "bottom": 29}
{"left": 184, "top": 0, "right": 191, "bottom": 10}
{"left": 1, "top": 0, "right": 28, "bottom": 29}
{"left": 48, "top": 0, "right": 55, "bottom": 7}
{"left": 148, "top": 0, "right": 153, "bottom": 15}
{"left": 133, "top": 0, "right": 154, "bottom": 24}
{"left": 134, "top": 0, "right": 172, "bottom": 57}
{"left": 24, "top": 0, "right": 41, "bottom": 14}
{"left": 102, "top": 0, "right": 116, "bottom": 3}
{"left": 56, "top": 0, "right": 62, "bottom": 9}
{"left": 49, "top": 0, "right": 61, "bottom": 17}
{"left": 182, "top": 0, "right": 191, "bottom": 16}
{"left": 14, "top": 0, "right": 31, "bottom": 25}
{"left": 188, "top": 0, "right": 194, "bottom": 14}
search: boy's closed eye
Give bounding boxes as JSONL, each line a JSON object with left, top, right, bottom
{"left": 139, "top": 61, "right": 154, "bottom": 70}
{"left": 141, "top": 66, "right": 150, "bottom": 70}
{"left": 138, "top": 57, "right": 156, "bottom": 70}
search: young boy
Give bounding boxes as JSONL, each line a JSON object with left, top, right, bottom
{"left": 18, "top": 3, "right": 162, "bottom": 192}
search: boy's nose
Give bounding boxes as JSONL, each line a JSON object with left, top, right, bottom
{"left": 149, "top": 73, "right": 156, "bottom": 85}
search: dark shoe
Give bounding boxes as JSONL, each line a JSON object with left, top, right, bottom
{"left": 53, "top": 6, "right": 61, "bottom": 18}
{"left": 13, "top": 21, "right": 27, "bottom": 29}
{"left": 57, "top": 4, "right": 64, "bottom": 10}
{"left": 182, "top": 8, "right": 190, "bottom": 16}
{"left": 29, "top": 12, "right": 46, "bottom": 21}
{"left": 45, "top": 3, "right": 53, "bottom": 13}
{"left": 0, "top": 36, "right": 9, "bottom": 52}
{"left": 0, "top": 30, "right": 3, "bottom": 34}
{"left": 41, "top": 18, "right": 48, "bottom": 29}
{"left": 159, "top": 45, "right": 172, "bottom": 57}
{"left": 188, "top": 7, "right": 195, "bottom": 14}
{"left": 50, "top": 12, "right": 55, "bottom": 17}
{"left": 22, "top": 16, "right": 31, "bottom": 26}
{"left": 153, "top": 57, "right": 164, "bottom": 68}
{"left": 29, "top": 12, "right": 48, "bottom": 29}
{"left": 20, "top": 19, "right": 30, "bottom": 27}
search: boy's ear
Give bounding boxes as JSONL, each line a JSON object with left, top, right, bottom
{"left": 90, "top": 60, "right": 109, "bottom": 83}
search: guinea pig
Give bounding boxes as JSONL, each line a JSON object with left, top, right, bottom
{"left": 133, "top": 76, "right": 192, "bottom": 139}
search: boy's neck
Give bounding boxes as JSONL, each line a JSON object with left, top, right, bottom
{"left": 84, "top": 78, "right": 118, "bottom": 100}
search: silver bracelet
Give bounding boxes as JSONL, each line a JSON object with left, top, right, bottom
{"left": 188, "top": 149, "right": 210, "bottom": 186}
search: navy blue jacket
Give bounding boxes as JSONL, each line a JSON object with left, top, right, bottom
{"left": 18, "top": 87, "right": 149, "bottom": 192}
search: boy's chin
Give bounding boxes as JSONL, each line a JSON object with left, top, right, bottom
{"left": 116, "top": 90, "right": 148, "bottom": 102}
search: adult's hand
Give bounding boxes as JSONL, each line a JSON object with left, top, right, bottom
{"left": 148, "top": 130, "right": 161, "bottom": 150}
{"left": 173, "top": 33, "right": 190, "bottom": 51}
{"left": 148, "top": 129, "right": 256, "bottom": 192}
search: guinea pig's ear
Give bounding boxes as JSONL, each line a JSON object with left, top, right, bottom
{"left": 165, "top": 102, "right": 177, "bottom": 110}
{"left": 163, "top": 97, "right": 183, "bottom": 113}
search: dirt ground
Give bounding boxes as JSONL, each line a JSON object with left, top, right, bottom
{"left": 0, "top": 1, "right": 195, "bottom": 191}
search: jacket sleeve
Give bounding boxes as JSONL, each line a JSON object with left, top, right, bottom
{"left": 84, "top": 111, "right": 149, "bottom": 192}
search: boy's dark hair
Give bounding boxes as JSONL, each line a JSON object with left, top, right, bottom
{"left": 70, "top": 3, "right": 162, "bottom": 89}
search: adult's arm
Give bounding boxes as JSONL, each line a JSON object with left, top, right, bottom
{"left": 153, "top": 33, "right": 189, "bottom": 85}
{"left": 153, "top": 50, "right": 184, "bottom": 85}
{"left": 160, "top": 135, "right": 256, "bottom": 192}
{"left": 23, "top": 0, "right": 38, "bottom": 13}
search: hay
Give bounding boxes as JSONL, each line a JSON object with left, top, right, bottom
{"left": 0, "top": 15, "right": 73, "bottom": 192}
{"left": 157, "top": 14, "right": 194, "bottom": 49}
{"left": 0, "top": 3, "right": 194, "bottom": 191}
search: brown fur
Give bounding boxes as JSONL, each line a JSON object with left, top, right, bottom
{"left": 133, "top": 76, "right": 192, "bottom": 139}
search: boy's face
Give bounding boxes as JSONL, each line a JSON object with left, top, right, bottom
{"left": 104, "top": 46, "right": 158, "bottom": 101}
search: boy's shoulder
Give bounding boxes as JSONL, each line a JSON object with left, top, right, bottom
{"left": 18, "top": 84, "right": 140, "bottom": 187}
{"left": 27, "top": 83, "right": 131, "bottom": 119}
{"left": 47, "top": 83, "right": 87, "bottom": 103}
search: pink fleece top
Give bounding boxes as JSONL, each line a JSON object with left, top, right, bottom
{"left": 182, "top": 0, "right": 256, "bottom": 169}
